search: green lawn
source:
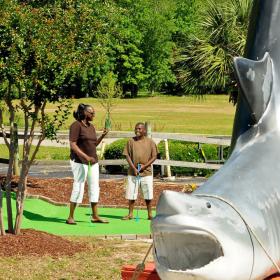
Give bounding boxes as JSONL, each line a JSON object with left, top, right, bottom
{"left": 68, "top": 95, "right": 235, "bottom": 135}
{"left": 0, "top": 144, "right": 69, "bottom": 160}
{"left": 3, "top": 95, "right": 235, "bottom": 135}
{"left": 0, "top": 94, "right": 235, "bottom": 161}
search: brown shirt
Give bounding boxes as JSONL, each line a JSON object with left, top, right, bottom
{"left": 123, "top": 137, "right": 158, "bottom": 176}
{"left": 69, "top": 121, "right": 98, "bottom": 164}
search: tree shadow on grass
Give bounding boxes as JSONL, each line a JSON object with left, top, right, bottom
{"left": 23, "top": 210, "right": 67, "bottom": 223}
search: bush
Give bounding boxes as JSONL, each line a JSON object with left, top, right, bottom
{"left": 103, "top": 139, "right": 128, "bottom": 174}
{"left": 103, "top": 138, "right": 228, "bottom": 176}
{"left": 157, "top": 140, "right": 222, "bottom": 176}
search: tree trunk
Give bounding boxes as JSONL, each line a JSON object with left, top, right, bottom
{"left": 0, "top": 190, "right": 5, "bottom": 235}
{"left": 5, "top": 123, "right": 16, "bottom": 234}
{"left": 14, "top": 176, "right": 27, "bottom": 235}
{"left": 5, "top": 180, "right": 13, "bottom": 234}
{"left": 13, "top": 123, "right": 20, "bottom": 176}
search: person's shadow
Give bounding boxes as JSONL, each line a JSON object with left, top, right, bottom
{"left": 23, "top": 210, "right": 67, "bottom": 223}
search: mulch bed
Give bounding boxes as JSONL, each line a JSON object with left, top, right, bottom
{"left": 0, "top": 175, "right": 193, "bottom": 258}
{"left": 26, "top": 178, "right": 187, "bottom": 207}
{"left": 0, "top": 229, "right": 88, "bottom": 258}
{"left": 0, "top": 175, "right": 189, "bottom": 207}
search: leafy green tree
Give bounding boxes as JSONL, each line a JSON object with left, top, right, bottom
{"left": 116, "top": 0, "right": 178, "bottom": 94}
{"left": 0, "top": 0, "right": 110, "bottom": 234}
{"left": 137, "top": 0, "right": 177, "bottom": 93}
{"left": 92, "top": 1, "right": 147, "bottom": 98}
{"left": 175, "top": 0, "right": 252, "bottom": 96}
{"left": 172, "top": 0, "right": 198, "bottom": 46}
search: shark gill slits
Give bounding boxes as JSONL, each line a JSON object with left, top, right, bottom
{"left": 206, "top": 202, "right": 211, "bottom": 208}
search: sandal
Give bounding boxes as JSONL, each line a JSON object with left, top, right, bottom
{"left": 91, "top": 218, "right": 109, "bottom": 224}
{"left": 66, "top": 218, "right": 77, "bottom": 225}
{"left": 122, "top": 215, "right": 134, "bottom": 220}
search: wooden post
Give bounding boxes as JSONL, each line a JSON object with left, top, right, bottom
{"left": 145, "top": 121, "right": 152, "bottom": 138}
{"left": 218, "top": 145, "right": 224, "bottom": 162}
{"left": 13, "top": 123, "right": 20, "bottom": 176}
{"left": 164, "top": 139, "right": 172, "bottom": 177}
{"left": 145, "top": 121, "right": 156, "bottom": 176}
{"left": 99, "top": 141, "right": 106, "bottom": 159}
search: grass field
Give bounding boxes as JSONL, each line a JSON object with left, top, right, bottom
{"left": 0, "top": 144, "right": 69, "bottom": 160}
{"left": 2, "top": 95, "right": 236, "bottom": 135}
{"left": 0, "top": 95, "right": 235, "bottom": 160}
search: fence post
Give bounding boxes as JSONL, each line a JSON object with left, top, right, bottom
{"left": 218, "top": 145, "right": 224, "bottom": 162}
{"left": 99, "top": 141, "right": 106, "bottom": 159}
{"left": 145, "top": 121, "right": 152, "bottom": 138}
{"left": 145, "top": 121, "right": 158, "bottom": 177}
{"left": 13, "top": 123, "right": 20, "bottom": 176}
{"left": 164, "top": 139, "right": 172, "bottom": 177}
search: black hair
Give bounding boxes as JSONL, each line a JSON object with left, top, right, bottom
{"left": 135, "top": 122, "right": 146, "bottom": 129}
{"left": 73, "top": 103, "right": 92, "bottom": 121}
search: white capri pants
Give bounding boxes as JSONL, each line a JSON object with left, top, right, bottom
{"left": 70, "top": 160, "right": 99, "bottom": 203}
{"left": 126, "top": 175, "right": 153, "bottom": 200}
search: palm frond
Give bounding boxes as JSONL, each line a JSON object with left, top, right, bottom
{"left": 175, "top": 0, "right": 252, "bottom": 95}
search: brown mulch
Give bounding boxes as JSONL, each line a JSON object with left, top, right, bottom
{"left": 0, "top": 229, "right": 88, "bottom": 258}
{"left": 0, "top": 175, "right": 193, "bottom": 258}
{"left": 0, "top": 175, "right": 188, "bottom": 207}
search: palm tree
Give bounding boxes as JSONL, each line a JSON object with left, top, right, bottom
{"left": 176, "top": 0, "right": 252, "bottom": 98}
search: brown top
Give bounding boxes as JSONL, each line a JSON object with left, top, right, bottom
{"left": 69, "top": 120, "right": 98, "bottom": 164}
{"left": 123, "top": 137, "right": 158, "bottom": 176}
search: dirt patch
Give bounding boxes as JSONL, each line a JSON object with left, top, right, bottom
{"left": 0, "top": 229, "right": 88, "bottom": 258}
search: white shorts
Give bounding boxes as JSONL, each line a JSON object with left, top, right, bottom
{"left": 70, "top": 160, "right": 99, "bottom": 204}
{"left": 126, "top": 175, "right": 153, "bottom": 200}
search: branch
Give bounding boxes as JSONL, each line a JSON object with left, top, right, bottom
{"left": 29, "top": 101, "right": 47, "bottom": 167}
{"left": 20, "top": 98, "right": 30, "bottom": 160}
{"left": 0, "top": 109, "right": 10, "bottom": 147}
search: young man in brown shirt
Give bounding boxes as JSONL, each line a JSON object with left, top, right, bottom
{"left": 122, "top": 122, "right": 158, "bottom": 220}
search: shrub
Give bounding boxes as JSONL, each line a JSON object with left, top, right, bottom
{"left": 157, "top": 140, "right": 223, "bottom": 176}
{"left": 103, "top": 139, "right": 128, "bottom": 174}
{"left": 103, "top": 138, "right": 227, "bottom": 176}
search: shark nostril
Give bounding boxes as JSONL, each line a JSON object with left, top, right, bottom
{"left": 206, "top": 202, "right": 211, "bottom": 208}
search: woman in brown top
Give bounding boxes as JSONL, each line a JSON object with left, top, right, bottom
{"left": 66, "top": 103, "right": 109, "bottom": 225}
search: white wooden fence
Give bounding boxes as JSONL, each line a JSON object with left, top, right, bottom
{"left": 0, "top": 130, "right": 231, "bottom": 171}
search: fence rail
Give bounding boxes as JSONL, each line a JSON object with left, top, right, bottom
{"left": 0, "top": 131, "right": 231, "bottom": 145}
{"left": 0, "top": 130, "right": 231, "bottom": 171}
{"left": 96, "top": 159, "right": 222, "bottom": 170}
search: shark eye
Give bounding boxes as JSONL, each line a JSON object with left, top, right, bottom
{"left": 206, "top": 202, "right": 211, "bottom": 208}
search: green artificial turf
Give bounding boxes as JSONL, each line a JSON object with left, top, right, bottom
{"left": 2, "top": 197, "right": 154, "bottom": 236}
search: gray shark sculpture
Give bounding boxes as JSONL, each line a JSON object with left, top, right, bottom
{"left": 152, "top": 1, "right": 280, "bottom": 279}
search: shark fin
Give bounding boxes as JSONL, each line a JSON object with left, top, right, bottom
{"left": 233, "top": 52, "right": 273, "bottom": 123}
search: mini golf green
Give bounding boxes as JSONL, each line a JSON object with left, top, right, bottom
{"left": 2, "top": 197, "right": 155, "bottom": 236}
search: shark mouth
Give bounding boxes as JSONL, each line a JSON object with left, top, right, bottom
{"left": 154, "top": 229, "right": 224, "bottom": 271}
